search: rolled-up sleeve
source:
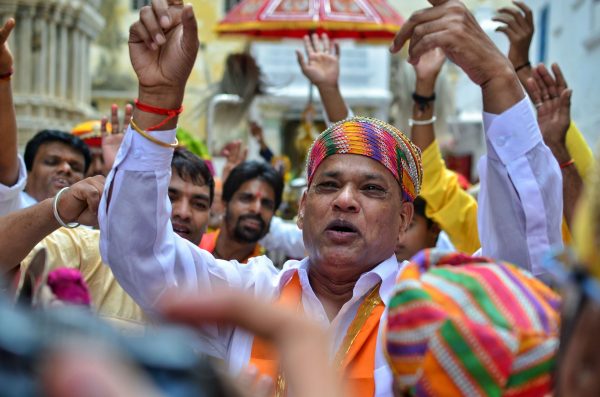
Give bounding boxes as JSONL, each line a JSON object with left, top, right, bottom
{"left": 478, "top": 98, "right": 563, "bottom": 276}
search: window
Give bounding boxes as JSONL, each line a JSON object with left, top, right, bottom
{"left": 131, "top": 0, "right": 151, "bottom": 11}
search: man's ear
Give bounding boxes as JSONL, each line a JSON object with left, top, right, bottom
{"left": 297, "top": 190, "right": 308, "bottom": 230}
{"left": 399, "top": 201, "right": 414, "bottom": 235}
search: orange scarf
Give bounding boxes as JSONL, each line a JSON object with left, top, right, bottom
{"left": 199, "top": 229, "right": 262, "bottom": 264}
{"left": 249, "top": 271, "right": 384, "bottom": 397}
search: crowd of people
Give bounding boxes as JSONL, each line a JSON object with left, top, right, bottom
{"left": 0, "top": 0, "right": 599, "bottom": 396}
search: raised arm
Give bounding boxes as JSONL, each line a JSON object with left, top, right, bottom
{"left": 526, "top": 63, "right": 582, "bottom": 229}
{"left": 99, "top": 2, "right": 277, "bottom": 322}
{"left": 296, "top": 33, "right": 349, "bottom": 123}
{"left": 410, "top": 48, "right": 480, "bottom": 254}
{"left": 391, "top": 0, "right": 562, "bottom": 276}
{"left": 0, "top": 176, "right": 104, "bottom": 274}
{"left": 0, "top": 19, "right": 18, "bottom": 187}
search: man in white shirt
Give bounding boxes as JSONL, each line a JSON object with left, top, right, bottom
{"left": 97, "top": 1, "right": 562, "bottom": 395}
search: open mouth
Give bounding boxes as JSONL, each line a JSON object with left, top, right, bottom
{"left": 52, "top": 177, "right": 69, "bottom": 189}
{"left": 325, "top": 219, "right": 360, "bottom": 243}
{"left": 172, "top": 223, "right": 190, "bottom": 235}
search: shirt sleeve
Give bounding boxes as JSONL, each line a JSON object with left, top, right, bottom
{"left": 0, "top": 155, "right": 29, "bottom": 216}
{"left": 420, "top": 141, "right": 480, "bottom": 254}
{"left": 98, "top": 126, "right": 279, "bottom": 358}
{"left": 478, "top": 97, "right": 563, "bottom": 277}
{"left": 259, "top": 216, "right": 306, "bottom": 258}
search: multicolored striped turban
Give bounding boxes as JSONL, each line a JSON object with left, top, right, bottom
{"left": 385, "top": 249, "right": 561, "bottom": 396}
{"left": 306, "top": 116, "right": 423, "bottom": 202}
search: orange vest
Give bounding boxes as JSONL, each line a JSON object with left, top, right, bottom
{"left": 249, "top": 271, "right": 384, "bottom": 397}
{"left": 199, "top": 230, "right": 262, "bottom": 264}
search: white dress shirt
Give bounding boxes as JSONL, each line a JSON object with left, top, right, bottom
{"left": 0, "top": 156, "right": 37, "bottom": 216}
{"left": 99, "top": 97, "right": 562, "bottom": 396}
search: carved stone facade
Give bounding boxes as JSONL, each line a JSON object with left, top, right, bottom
{"left": 0, "top": 0, "right": 104, "bottom": 147}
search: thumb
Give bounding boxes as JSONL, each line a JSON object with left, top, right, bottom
{"left": 181, "top": 4, "right": 199, "bottom": 57}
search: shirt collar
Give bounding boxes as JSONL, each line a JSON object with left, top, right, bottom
{"left": 277, "top": 255, "right": 404, "bottom": 306}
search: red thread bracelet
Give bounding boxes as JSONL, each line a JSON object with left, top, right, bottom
{"left": 0, "top": 68, "right": 13, "bottom": 80}
{"left": 134, "top": 99, "right": 183, "bottom": 131}
{"left": 560, "top": 159, "right": 575, "bottom": 169}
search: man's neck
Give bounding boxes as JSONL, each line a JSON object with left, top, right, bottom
{"left": 214, "top": 229, "right": 257, "bottom": 262}
{"left": 308, "top": 265, "right": 359, "bottom": 322}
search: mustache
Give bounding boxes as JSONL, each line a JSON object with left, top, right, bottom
{"left": 237, "top": 214, "right": 266, "bottom": 229}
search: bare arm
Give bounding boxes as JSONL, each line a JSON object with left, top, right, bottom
{"left": 0, "top": 176, "right": 105, "bottom": 274}
{"left": 527, "top": 63, "right": 582, "bottom": 229}
{"left": 0, "top": 19, "right": 18, "bottom": 186}
{"left": 296, "top": 33, "right": 348, "bottom": 123}
{"left": 409, "top": 48, "right": 445, "bottom": 151}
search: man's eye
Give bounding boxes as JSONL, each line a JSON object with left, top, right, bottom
{"left": 45, "top": 158, "right": 58, "bottom": 166}
{"left": 362, "top": 185, "right": 387, "bottom": 198}
{"left": 316, "top": 181, "right": 338, "bottom": 191}
{"left": 192, "top": 202, "right": 208, "bottom": 210}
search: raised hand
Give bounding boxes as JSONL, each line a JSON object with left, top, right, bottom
{"left": 493, "top": 1, "right": 533, "bottom": 69}
{"left": 221, "top": 140, "right": 247, "bottom": 183}
{"left": 0, "top": 18, "right": 15, "bottom": 75}
{"left": 413, "top": 47, "right": 446, "bottom": 85}
{"left": 56, "top": 175, "right": 106, "bottom": 227}
{"left": 101, "top": 103, "right": 133, "bottom": 174}
{"left": 296, "top": 33, "right": 340, "bottom": 89}
{"left": 129, "top": 0, "right": 199, "bottom": 109}
{"left": 526, "top": 63, "right": 572, "bottom": 152}
{"left": 390, "top": 0, "right": 521, "bottom": 113}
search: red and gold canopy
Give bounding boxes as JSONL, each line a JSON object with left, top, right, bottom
{"left": 216, "top": 0, "right": 403, "bottom": 40}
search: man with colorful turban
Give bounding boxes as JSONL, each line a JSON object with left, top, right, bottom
{"left": 94, "top": 0, "right": 562, "bottom": 395}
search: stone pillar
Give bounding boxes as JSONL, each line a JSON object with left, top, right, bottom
{"left": 69, "top": 28, "right": 80, "bottom": 103}
{"left": 79, "top": 32, "right": 87, "bottom": 105}
{"left": 16, "top": 5, "right": 33, "bottom": 94}
{"left": 47, "top": 6, "right": 60, "bottom": 99}
{"left": 57, "top": 11, "right": 70, "bottom": 101}
{"left": 33, "top": 4, "right": 49, "bottom": 110}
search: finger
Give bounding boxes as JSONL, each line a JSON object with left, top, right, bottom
{"left": 129, "top": 20, "right": 157, "bottom": 51}
{"left": 525, "top": 76, "right": 542, "bottom": 105}
{"left": 140, "top": 6, "right": 166, "bottom": 47}
{"left": 551, "top": 63, "right": 568, "bottom": 90}
{"left": 390, "top": 6, "right": 447, "bottom": 53}
{"left": 532, "top": 66, "right": 550, "bottom": 100}
{"left": 559, "top": 88, "right": 572, "bottom": 119}
{"left": 408, "top": 25, "right": 450, "bottom": 65}
{"left": 110, "top": 104, "right": 119, "bottom": 132}
{"left": 492, "top": 14, "right": 525, "bottom": 36}
{"left": 159, "top": 290, "right": 296, "bottom": 344}
{"left": 180, "top": 4, "right": 199, "bottom": 57}
{"left": 495, "top": 25, "right": 519, "bottom": 42}
{"left": 100, "top": 117, "right": 109, "bottom": 138}
{"left": 151, "top": 0, "right": 171, "bottom": 29}
{"left": 295, "top": 49, "right": 307, "bottom": 72}
{"left": 311, "top": 33, "right": 323, "bottom": 53}
{"left": 496, "top": 8, "right": 526, "bottom": 30}
{"left": 513, "top": 1, "right": 533, "bottom": 27}
{"left": 123, "top": 104, "right": 133, "bottom": 132}
{"left": 321, "top": 33, "right": 331, "bottom": 54}
{"left": 303, "top": 34, "right": 315, "bottom": 57}
{"left": 0, "top": 18, "right": 15, "bottom": 46}
{"left": 536, "top": 64, "right": 558, "bottom": 99}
